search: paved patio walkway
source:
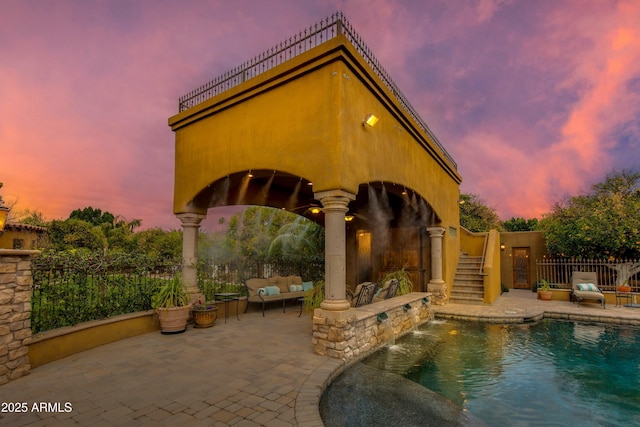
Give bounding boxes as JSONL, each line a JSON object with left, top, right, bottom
{"left": 1, "top": 291, "right": 639, "bottom": 426}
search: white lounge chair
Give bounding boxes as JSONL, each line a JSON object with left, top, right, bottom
{"left": 570, "top": 271, "right": 605, "bottom": 309}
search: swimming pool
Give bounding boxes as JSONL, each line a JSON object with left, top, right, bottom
{"left": 321, "top": 319, "right": 640, "bottom": 426}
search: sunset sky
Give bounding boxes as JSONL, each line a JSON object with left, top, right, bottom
{"left": 2, "top": 0, "right": 639, "bottom": 231}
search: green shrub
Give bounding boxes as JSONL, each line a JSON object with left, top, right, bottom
{"left": 381, "top": 269, "right": 414, "bottom": 295}
{"left": 303, "top": 280, "right": 325, "bottom": 314}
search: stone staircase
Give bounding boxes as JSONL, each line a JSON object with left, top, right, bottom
{"left": 450, "top": 254, "right": 485, "bottom": 305}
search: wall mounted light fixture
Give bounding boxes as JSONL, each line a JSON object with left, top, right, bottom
{"left": 363, "top": 113, "right": 379, "bottom": 127}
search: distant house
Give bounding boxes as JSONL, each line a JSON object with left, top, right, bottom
{"left": 0, "top": 223, "right": 47, "bottom": 250}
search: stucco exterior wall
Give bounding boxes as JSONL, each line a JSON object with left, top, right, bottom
{"left": 0, "top": 224, "right": 46, "bottom": 250}
{"left": 169, "top": 37, "right": 461, "bottom": 292}
{"left": 169, "top": 38, "right": 460, "bottom": 217}
{"left": 460, "top": 227, "right": 486, "bottom": 257}
{"left": 500, "top": 231, "right": 547, "bottom": 289}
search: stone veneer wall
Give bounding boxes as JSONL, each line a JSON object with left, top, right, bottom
{"left": 0, "top": 249, "right": 38, "bottom": 384}
{"left": 312, "top": 293, "right": 432, "bottom": 360}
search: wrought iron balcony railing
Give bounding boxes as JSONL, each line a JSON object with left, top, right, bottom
{"left": 178, "top": 12, "right": 457, "bottom": 170}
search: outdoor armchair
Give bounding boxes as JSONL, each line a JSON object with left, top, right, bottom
{"left": 352, "top": 282, "right": 377, "bottom": 307}
{"left": 373, "top": 279, "right": 400, "bottom": 303}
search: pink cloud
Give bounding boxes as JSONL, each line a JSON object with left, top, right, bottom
{"left": 2, "top": 0, "right": 639, "bottom": 229}
{"left": 455, "top": 0, "right": 640, "bottom": 219}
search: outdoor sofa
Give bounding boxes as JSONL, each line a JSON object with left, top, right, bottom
{"left": 244, "top": 275, "right": 313, "bottom": 316}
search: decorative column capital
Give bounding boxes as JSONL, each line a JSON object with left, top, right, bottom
{"left": 427, "top": 226, "right": 446, "bottom": 238}
{"left": 314, "top": 190, "right": 356, "bottom": 212}
{"left": 176, "top": 213, "right": 206, "bottom": 228}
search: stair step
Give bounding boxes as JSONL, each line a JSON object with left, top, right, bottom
{"left": 458, "top": 268, "right": 482, "bottom": 272}
{"left": 456, "top": 276, "right": 482, "bottom": 281}
{"left": 453, "top": 273, "right": 484, "bottom": 283}
{"left": 452, "top": 283, "right": 483, "bottom": 291}
{"left": 451, "top": 290, "right": 484, "bottom": 298}
{"left": 453, "top": 255, "right": 486, "bottom": 305}
{"left": 458, "top": 259, "right": 482, "bottom": 265}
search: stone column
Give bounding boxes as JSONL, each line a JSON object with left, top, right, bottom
{"left": 427, "top": 227, "right": 447, "bottom": 305}
{"left": 177, "top": 213, "right": 206, "bottom": 302}
{"left": 0, "top": 249, "right": 38, "bottom": 384}
{"left": 315, "top": 190, "right": 356, "bottom": 311}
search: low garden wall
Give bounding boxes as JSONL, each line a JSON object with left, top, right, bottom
{"left": 29, "top": 310, "right": 159, "bottom": 368}
{"left": 312, "top": 293, "right": 433, "bottom": 360}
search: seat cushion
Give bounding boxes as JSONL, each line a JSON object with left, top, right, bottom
{"left": 286, "top": 275, "right": 303, "bottom": 286}
{"left": 268, "top": 276, "right": 289, "bottom": 294}
{"left": 573, "top": 290, "right": 605, "bottom": 300}
{"left": 246, "top": 278, "right": 269, "bottom": 297}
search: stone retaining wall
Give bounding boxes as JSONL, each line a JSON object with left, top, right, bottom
{"left": 312, "top": 293, "right": 432, "bottom": 360}
{"left": 0, "top": 249, "right": 38, "bottom": 385}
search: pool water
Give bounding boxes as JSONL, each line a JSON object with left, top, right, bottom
{"left": 324, "top": 319, "right": 640, "bottom": 426}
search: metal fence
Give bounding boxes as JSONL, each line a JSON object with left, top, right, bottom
{"left": 30, "top": 253, "right": 324, "bottom": 333}
{"left": 31, "top": 253, "right": 178, "bottom": 333}
{"left": 536, "top": 258, "right": 640, "bottom": 291}
{"left": 197, "top": 256, "right": 324, "bottom": 284}
{"left": 177, "top": 11, "right": 457, "bottom": 169}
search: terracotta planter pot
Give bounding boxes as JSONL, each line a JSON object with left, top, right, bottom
{"left": 157, "top": 306, "right": 191, "bottom": 334}
{"left": 617, "top": 285, "right": 632, "bottom": 293}
{"left": 538, "top": 290, "right": 553, "bottom": 301}
{"left": 193, "top": 307, "right": 218, "bottom": 328}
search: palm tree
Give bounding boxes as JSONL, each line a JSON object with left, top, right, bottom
{"left": 268, "top": 216, "right": 324, "bottom": 258}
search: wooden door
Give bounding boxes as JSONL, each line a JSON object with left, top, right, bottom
{"left": 513, "top": 247, "right": 530, "bottom": 289}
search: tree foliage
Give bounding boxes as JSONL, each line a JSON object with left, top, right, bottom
{"left": 69, "top": 207, "right": 115, "bottom": 226}
{"left": 502, "top": 217, "right": 539, "bottom": 232}
{"left": 268, "top": 216, "right": 324, "bottom": 258}
{"left": 41, "top": 207, "right": 147, "bottom": 254}
{"left": 12, "top": 208, "right": 47, "bottom": 226}
{"left": 540, "top": 170, "right": 640, "bottom": 259}
{"left": 223, "top": 206, "right": 324, "bottom": 260}
{"left": 459, "top": 193, "right": 503, "bottom": 232}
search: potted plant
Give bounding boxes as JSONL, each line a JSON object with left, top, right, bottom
{"left": 192, "top": 299, "right": 218, "bottom": 328}
{"left": 152, "top": 274, "right": 191, "bottom": 334}
{"left": 617, "top": 282, "right": 632, "bottom": 293}
{"left": 538, "top": 279, "right": 552, "bottom": 301}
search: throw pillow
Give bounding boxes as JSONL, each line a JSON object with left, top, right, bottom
{"left": 302, "top": 281, "right": 314, "bottom": 291}
{"left": 289, "top": 284, "right": 303, "bottom": 292}
{"left": 265, "top": 285, "right": 281, "bottom": 296}
{"left": 577, "top": 283, "right": 599, "bottom": 292}
{"left": 257, "top": 287, "right": 266, "bottom": 296}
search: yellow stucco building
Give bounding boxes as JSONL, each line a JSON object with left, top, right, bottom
{"left": 0, "top": 223, "right": 46, "bottom": 250}
{"left": 169, "top": 13, "right": 462, "bottom": 332}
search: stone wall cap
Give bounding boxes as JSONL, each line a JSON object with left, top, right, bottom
{"left": 0, "top": 249, "right": 40, "bottom": 256}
